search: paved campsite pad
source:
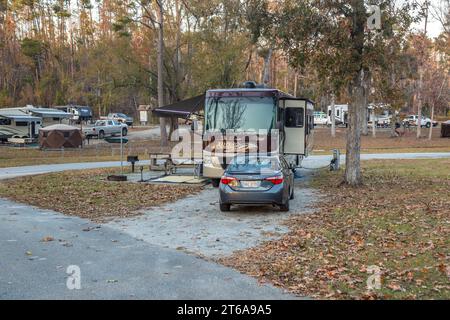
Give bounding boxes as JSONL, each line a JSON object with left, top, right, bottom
{"left": 0, "top": 198, "right": 293, "bottom": 299}
{"left": 106, "top": 183, "right": 320, "bottom": 258}
{"left": 150, "top": 175, "right": 209, "bottom": 185}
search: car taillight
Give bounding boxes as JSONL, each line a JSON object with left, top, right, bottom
{"left": 220, "top": 176, "right": 237, "bottom": 186}
{"left": 265, "top": 176, "right": 283, "bottom": 185}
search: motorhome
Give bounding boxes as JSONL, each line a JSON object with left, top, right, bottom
{"left": 327, "top": 104, "right": 348, "bottom": 126}
{"left": 202, "top": 83, "right": 314, "bottom": 187}
{"left": 0, "top": 109, "right": 41, "bottom": 142}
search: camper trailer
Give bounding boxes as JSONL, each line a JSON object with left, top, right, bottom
{"left": 327, "top": 104, "right": 348, "bottom": 126}
{"left": 57, "top": 105, "right": 93, "bottom": 124}
{"left": 202, "top": 85, "right": 314, "bottom": 186}
{"left": 22, "top": 106, "right": 71, "bottom": 126}
{"left": 368, "top": 104, "right": 392, "bottom": 128}
{"left": 0, "top": 109, "right": 41, "bottom": 142}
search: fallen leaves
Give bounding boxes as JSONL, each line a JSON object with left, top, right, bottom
{"left": 219, "top": 159, "right": 450, "bottom": 300}
{"left": 0, "top": 168, "right": 202, "bottom": 222}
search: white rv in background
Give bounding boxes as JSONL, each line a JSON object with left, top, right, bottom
{"left": 0, "top": 106, "right": 71, "bottom": 143}
{"left": 326, "top": 104, "right": 348, "bottom": 126}
{"left": 368, "top": 104, "right": 392, "bottom": 128}
{"left": 0, "top": 109, "right": 41, "bottom": 141}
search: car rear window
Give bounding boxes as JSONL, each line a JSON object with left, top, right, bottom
{"left": 227, "top": 156, "right": 280, "bottom": 173}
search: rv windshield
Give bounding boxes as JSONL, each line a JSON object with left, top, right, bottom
{"left": 205, "top": 96, "right": 276, "bottom": 131}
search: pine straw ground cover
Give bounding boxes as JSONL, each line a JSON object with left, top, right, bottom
{"left": 219, "top": 159, "right": 450, "bottom": 299}
{"left": 0, "top": 168, "right": 202, "bottom": 222}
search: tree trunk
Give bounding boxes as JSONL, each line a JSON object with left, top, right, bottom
{"left": 262, "top": 48, "right": 272, "bottom": 86}
{"left": 294, "top": 71, "right": 298, "bottom": 96}
{"left": 428, "top": 102, "right": 434, "bottom": 140}
{"left": 390, "top": 111, "right": 397, "bottom": 138}
{"left": 331, "top": 93, "right": 336, "bottom": 138}
{"left": 345, "top": 70, "right": 364, "bottom": 186}
{"left": 361, "top": 71, "right": 370, "bottom": 136}
{"left": 344, "top": 0, "right": 365, "bottom": 186}
{"left": 157, "top": 1, "right": 168, "bottom": 147}
{"left": 417, "top": 68, "right": 423, "bottom": 139}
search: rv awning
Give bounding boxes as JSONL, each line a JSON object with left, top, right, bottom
{"left": 0, "top": 113, "right": 41, "bottom": 121}
{"left": 28, "top": 110, "right": 71, "bottom": 118}
{"left": 153, "top": 94, "right": 205, "bottom": 118}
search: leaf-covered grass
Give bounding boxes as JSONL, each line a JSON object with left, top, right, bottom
{"left": 312, "top": 127, "right": 450, "bottom": 154}
{"left": 219, "top": 159, "right": 450, "bottom": 299}
{"left": 0, "top": 168, "right": 202, "bottom": 222}
{"left": 0, "top": 139, "right": 178, "bottom": 168}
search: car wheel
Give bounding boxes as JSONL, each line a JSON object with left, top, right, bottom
{"left": 211, "top": 178, "right": 220, "bottom": 188}
{"left": 426, "top": 122, "right": 431, "bottom": 128}
{"left": 280, "top": 199, "right": 290, "bottom": 212}
{"left": 122, "top": 128, "right": 128, "bottom": 136}
{"left": 290, "top": 187, "right": 294, "bottom": 200}
{"left": 220, "top": 203, "right": 231, "bottom": 212}
{"left": 98, "top": 131, "right": 105, "bottom": 139}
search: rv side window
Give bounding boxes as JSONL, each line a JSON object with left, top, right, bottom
{"left": 0, "top": 118, "right": 11, "bottom": 125}
{"left": 337, "top": 110, "right": 340, "bottom": 117}
{"left": 285, "top": 108, "right": 304, "bottom": 128}
{"left": 16, "top": 121, "right": 28, "bottom": 126}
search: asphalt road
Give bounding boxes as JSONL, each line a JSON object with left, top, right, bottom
{"left": 0, "top": 199, "right": 292, "bottom": 299}
{"left": 1, "top": 152, "right": 449, "bottom": 180}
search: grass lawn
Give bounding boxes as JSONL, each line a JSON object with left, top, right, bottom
{"left": 312, "top": 127, "right": 450, "bottom": 154}
{"left": 219, "top": 159, "right": 450, "bottom": 299}
{"left": 0, "top": 168, "right": 202, "bottom": 222}
{"left": 0, "top": 139, "right": 178, "bottom": 168}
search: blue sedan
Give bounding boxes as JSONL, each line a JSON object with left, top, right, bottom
{"left": 219, "top": 155, "right": 294, "bottom": 212}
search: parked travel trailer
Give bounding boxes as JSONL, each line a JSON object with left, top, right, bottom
{"left": 327, "top": 104, "right": 348, "bottom": 126}
{"left": 314, "top": 111, "right": 328, "bottom": 125}
{"left": 22, "top": 106, "right": 71, "bottom": 126}
{"left": 202, "top": 84, "right": 314, "bottom": 186}
{"left": 57, "top": 105, "right": 93, "bottom": 124}
{"left": 0, "top": 109, "right": 41, "bottom": 142}
{"left": 0, "top": 106, "right": 71, "bottom": 143}
{"left": 367, "top": 104, "right": 394, "bottom": 128}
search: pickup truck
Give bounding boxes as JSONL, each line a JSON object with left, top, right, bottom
{"left": 83, "top": 120, "right": 128, "bottom": 139}
{"left": 100, "top": 113, "right": 133, "bottom": 126}
{"left": 402, "top": 115, "right": 438, "bottom": 128}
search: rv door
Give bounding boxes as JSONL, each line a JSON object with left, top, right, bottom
{"left": 281, "top": 99, "right": 306, "bottom": 155}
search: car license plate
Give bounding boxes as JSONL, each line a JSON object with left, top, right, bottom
{"left": 240, "top": 180, "right": 260, "bottom": 188}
